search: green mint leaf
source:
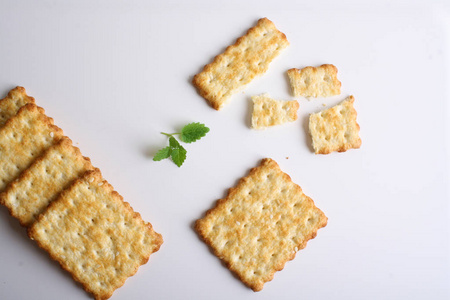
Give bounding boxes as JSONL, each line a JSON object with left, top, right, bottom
{"left": 153, "top": 146, "right": 172, "bottom": 161}
{"left": 169, "top": 136, "right": 181, "bottom": 148}
{"left": 171, "top": 145, "right": 187, "bottom": 167}
{"left": 180, "top": 122, "right": 210, "bottom": 143}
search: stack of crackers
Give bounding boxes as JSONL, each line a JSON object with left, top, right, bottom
{"left": 0, "top": 87, "right": 162, "bottom": 300}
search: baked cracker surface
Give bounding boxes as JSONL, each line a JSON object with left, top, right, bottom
{"left": 0, "top": 103, "right": 64, "bottom": 193}
{"left": 28, "top": 169, "right": 163, "bottom": 300}
{"left": 0, "top": 86, "right": 35, "bottom": 128}
{"left": 193, "top": 18, "right": 289, "bottom": 110}
{"left": 0, "top": 138, "right": 93, "bottom": 226}
{"left": 195, "top": 158, "right": 327, "bottom": 291}
{"left": 309, "top": 95, "right": 361, "bottom": 154}
{"left": 287, "top": 64, "right": 341, "bottom": 98}
{"left": 251, "top": 93, "right": 299, "bottom": 129}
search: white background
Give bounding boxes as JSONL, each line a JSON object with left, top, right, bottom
{"left": 0, "top": 0, "right": 449, "bottom": 299}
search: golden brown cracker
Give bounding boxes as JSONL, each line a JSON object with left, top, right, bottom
{"left": 193, "top": 18, "right": 289, "bottom": 110}
{"left": 287, "top": 64, "right": 341, "bottom": 98}
{"left": 251, "top": 93, "right": 299, "bottom": 129}
{"left": 195, "top": 158, "right": 327, "bottom": 291}
{"left": 309, "top": 95, "right": 361, "bottom": 154}
{"left": 28, "top": 170, "right": 163, "bottom": 300}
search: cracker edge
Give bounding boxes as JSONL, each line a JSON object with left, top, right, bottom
{"left": 0, "top": 86, "right": 35, "bottom": 106}
{"left": 310, "top": 95, "right": 362, "bottom": 154}
{"left": 0, "top": 137, "right": 93, "bottom": 227}
{"left": 27, "top": 169, "right": 163, "bottom": 300}
{"left": 287, "top": 64, "right": 341, "bottom": 98}
{"left": 194, "top": 158, "right": 327, "bottom": 292}
{"left": 192, "top": 18, "right": 289, "bottom": 110}
{"left": 3, "top": 102, "right": 64, "bottom": 138}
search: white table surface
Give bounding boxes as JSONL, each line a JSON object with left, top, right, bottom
{"left": 0, "top": 1, "right": 449, "bottom": 299}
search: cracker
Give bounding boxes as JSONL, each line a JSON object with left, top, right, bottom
{"left": 0, "top": 138, "right": 93, "bottom": 226}
{"left": 251, "top": 93, "right": 299, "bottom": 129}
{"left": 28, "top": 170, "right": 163, "bottom": 300}
{"left": 0, "top": 86, "right": 35, "bottom": 127}
{"left": 309, "top": 95, "right": 361, "bottom": 154}
{"left": 193, "top": 18, "right": 289, "bottom": 110}
{"left": 287, "top": 64, "right": 341, "bottom": 98}
{"left": 0, "top": 103, "right": 64, "bottom": 192}
{"left": 195, "top": 158, "right": 327, "bottom": 291}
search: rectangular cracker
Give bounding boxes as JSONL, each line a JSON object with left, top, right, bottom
{"left": 0, "top": 86, "right": 35, "bottom": 127}
{"left": 0, "top": 103, "right": 64, "bottom": 192}
{"left": 28, "top": 169, "right": 163, "bottom": 300}
{"left": 251, "top": 93, "right": 299, "bottom": 129}
{"left": 287, "top": 64, "right": 341, "bottom": 98}
{"left": 195, "top": 158, "right": 327, "bottom": 292}
{"left": 309, "top": 95, "right": 361, "bottom": 154}
{"left": 0, "top": 138, "right": 93, "bottom": 226}
{"left": 193, "top": 18, "right": 289, "bottom": 110}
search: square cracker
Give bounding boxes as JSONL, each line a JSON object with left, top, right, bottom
{"left": 0, "top": 103, "right": 64, "bottom": 192}
{"left": 193, "top": 18, "right": 289, "bottom": 110}
{"left": 28, "top": 169, "right": 163, "bottom": 300}
{"left": 251, "top": 93, "right": 299, "bottom": 129}
{"left": 0, "top": 138, "right": 93, "bottom": 226}
{"left": 287, "top": 64, "right": 341, "bottom": 98}
{"left": 0, "top": 86, "right": 35, "bottom": 127}
{"left": 195, "top": 158, "right": 327, "bottom": 291}
{"left": 309, "top": 95, "right": 361, "bottom": 154}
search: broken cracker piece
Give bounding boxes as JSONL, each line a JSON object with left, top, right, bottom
{"left": 0, "top": 86, "right": 35, "bottom": 127}
{"left": 28, "top": 169, "right": 163, "bottom": 300}
{"left": 195, "top": 158, "right": 327, "bottom": 291}
{"left": 193, "top": 18, "right": 289, "bottom": 110}
{"left": 0, "top": 138, "right": 93, "bottom": 226}
{"left": 309, "top": 95, "right": 361, "bottom": 154}
{"left": 0, "top": 103, "right": 64, "bottom": 192}
{"left": 287, "top": 64, "right": 341, "bottom": 98}
{"left": 251, "top": 93, "right": 299, "bottom": 129}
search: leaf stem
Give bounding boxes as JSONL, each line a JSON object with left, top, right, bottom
{"left": 160, "top": 132, "right": 181, "bottom": 137}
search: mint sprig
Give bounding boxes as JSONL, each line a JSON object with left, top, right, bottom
{"left": 153, "top": 122, "right": 210, "bottom": 167}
